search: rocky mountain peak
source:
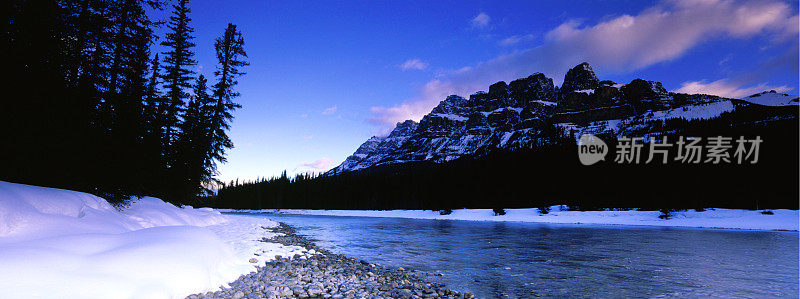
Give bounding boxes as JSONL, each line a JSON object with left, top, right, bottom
{"left": 488, "top": 81, "right": 510, "bottom": 99}
{"left": 509, "top": 72, "right": 557, "bottom": 105}
{"left": 431, "top": 95, "right": 469, "bottom": 116}
{"left": 389, "top": 120, "right": 419, "bottom": 137}
{"left": 621, "top": 79, "right": 669, "bottom": 103}
{"left": 353, "top": 136, "right": 383, "bottom": 155}
{"left": 325, "top": 119, "right": 420, "bottom": 175}
{"left": 327, "top": 62, "right": 765, "bottom": 175}
{"left": 561, "top": 62, "right": 599, "bottom": 93}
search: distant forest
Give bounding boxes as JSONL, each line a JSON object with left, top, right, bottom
{"left": 212, "top": 106, "right": 799, "bottom": 211}
{"left": 1, "top": 0, "right": 247, "bottom": 204}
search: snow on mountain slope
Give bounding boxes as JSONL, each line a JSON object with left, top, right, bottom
{"left": 0, "top": 181, "right": 304, "bottom": 298}
{"left": 740, "top": 91, "right": 799, "bottom": 106}
{"left": 558, "top": 100, "right": 737, "bottom": 142}
{"left": 328, "top": 120, "right": 418, "bottom": 174}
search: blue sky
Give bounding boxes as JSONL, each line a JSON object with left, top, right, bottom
{"left": 151, "top": 0, "right": 798, "bottom": 182}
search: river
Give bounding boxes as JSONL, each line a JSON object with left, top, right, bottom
{"left": 228, "top": 213, "right": 798, "bottom": 298}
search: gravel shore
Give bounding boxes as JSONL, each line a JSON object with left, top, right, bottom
{"left": 188, "top": 223, "right": 471, "bottom": 299}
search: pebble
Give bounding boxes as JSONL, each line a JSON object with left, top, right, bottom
{"left": 186, "top": 222, "right": 465, "bottom": 298}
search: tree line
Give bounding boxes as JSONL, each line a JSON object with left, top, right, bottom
{"left": 211, "top": 106, "right": 799, "bottom": 211}
{"left": 1, "top": 0, "right": 247, "bottom": 204}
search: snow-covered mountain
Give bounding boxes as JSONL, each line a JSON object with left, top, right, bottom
{"left": 327, "top": 62, "right": 796, "bottom": 175}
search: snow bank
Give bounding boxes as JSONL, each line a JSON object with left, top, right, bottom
{"left": 230, "top": 206, "right": 799, "bottom": 231}
{"left": 0, "top": 181, "right": 141, "bottom": 242}
{"left": 124, "top": 197, "right": 228, "bottom": 228}
{"left": 0, "top": 181, "right": 304, "bottom": 299}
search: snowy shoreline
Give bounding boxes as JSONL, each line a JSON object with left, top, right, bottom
{"left": 0, "top": 181, "right": 308, "bottom": 298}
{"left": 221, "top": 207, "right": 799, "bottom": 232}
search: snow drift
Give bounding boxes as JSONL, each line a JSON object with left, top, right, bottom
{"left": 0, "top": 182, "right": 226, "bottom": 242}
{"left": 0, "top": 180, "right": 299, "bottom": 299}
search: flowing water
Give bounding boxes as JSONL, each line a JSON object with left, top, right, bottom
{"left": 229, "top": 213, "right": 798, "bottom": 298}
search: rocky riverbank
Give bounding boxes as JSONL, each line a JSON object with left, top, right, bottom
{"left": 188, "top": 223, "right": 471, "bottom": 299}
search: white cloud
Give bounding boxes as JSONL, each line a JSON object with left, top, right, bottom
{"left": 367, "top": 0, "right": 798, "bottom": 131}
{"left": 674, "top": 79, "right": 791, "bottom": 98}
{"left": 471, "top": 12, "right": 490, "bottom": 28}
{"left": 298, "top": 157, "right": 334, "bottom": 170}
{"left": 400, "top": 59, "right": 429, "bottom": 71}
{"left": 300, "top": 113, "right": 308, "bottom": 118}
{"left": 321, "top": 105, "right": 338, "bottom": 115}
{"left": 499, "top": 34, "right": 535, "bottom": 46}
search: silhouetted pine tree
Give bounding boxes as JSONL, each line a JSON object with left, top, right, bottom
{"left": 2, "top": 0, "right": 74, "bottom": 188}
{"left": 160, "top": 0, "right": 196, "bottom": 160}
{"left": 176, "top": 75, "right": 214, "bottom": 202}
{"left": 209, "top": 23, "right": 247, "bottom": 166}
{"left": 144, "top": 54, "right": 163, "bottom": 137}
{"left": 143, "top": 53, "right": 169, "bottom": 197}
{"left": 0, "top": 0, "right": 258, "bottom": 205}
{"left": 0, "top": 0, "right": 167, "bottom": 202}
{"left": 112, "top": 0, "right": 158, "bottom": 195}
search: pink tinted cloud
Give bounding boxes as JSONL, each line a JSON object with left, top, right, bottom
{"left": 298, "top": 157, "right": 334, "bottom": 170}
{"left": 675, "top": 79, "right": 791, "bottom": 98}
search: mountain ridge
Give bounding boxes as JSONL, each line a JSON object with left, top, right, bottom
{"left": 327, "top": 62, "right": 798, "bottom": 175}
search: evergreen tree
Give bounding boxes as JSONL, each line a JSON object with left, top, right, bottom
{"left": 176, "top": 75, "right": 214, "bottom": 201}
{"left": 92, "top": 0, "right": 158, "bottom": 197}
{"left": 144, "top": 53, "right": 162, "bottom": 134}
{"left": 2, "top": 0, "right": 73, "bottom": 188}
{"left": 160, "top": 0, "right": 196, "bottom": 154}
{"left": 209, "top": 23, "right": 247, "bottom": 165}
{"left": 0, "top": 0, "right": 166, "bottom": 202}
{"left": 142, "top": 53, "right": 169, "bottom": 197}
